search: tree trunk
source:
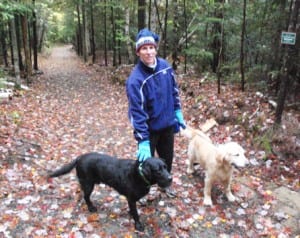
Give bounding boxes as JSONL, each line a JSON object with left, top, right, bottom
{"left": 149, "top": 0, "right": 158, "bottom": 31}
{"left": 110, "top": 2, "right": 116, "bottom": 66}
{"left": 84, "top": 0, "right": 90, "bottom": 57}
{"left": 32, "top": 0, "right": 38, "bottom": 70}
{"left": 217, "top": 0, "right": 225, "bottom": 94}
{"left": 0, "top": 24, "right": 8, "bottom": 67}
{"left": 162, "top": 0, "right": 168, "bottom": 58}
{"left": 124, "top": 4, "right": 134, "bottom": 64}
{"left": 138, "top": 0, "right": 146, "bottom": 30}
{"left": 240, "top": 0, "right": 246, "bottom": 92}
{"left": 183, "top": 0, "right": 187, "bottom": 73}
{"left": 10, "top": 16, "right": 21, "bottom": 86}
{"left": 9, "top": 22, "right": 14, "bottom": 65}
{"left": 275, "top": 0, "right": 299, "bottom": 124}
{"left": 76, "top": 1, "right": 82, "bottom": 56}
{"left": 210, "top": 1, "right": 223, "bottom": 73}
{"left": 104, "top": 0, "right": 108, "bottom": 66}
{"left": 21, "top": 15, "right": 32, "bottom": 81}
{"left": 147, "top": 0, "right": 152, "bottom": 28}
{"left": 82, "top": 0, "right": 87, "bottom": 62}
{"left": 171, "top": 0, "right": 179, "bottom": 70}
{"left": 90, "top": 0, "right": 96, "bottom": 63}
{"left": 15, "top": 16, "right": 24, "bottom": 72}
{"left": 154, "top": 0, "right": 163, "bottom": 34}
{"left": 38, "top": 22, "right": 45, "bottom": 52}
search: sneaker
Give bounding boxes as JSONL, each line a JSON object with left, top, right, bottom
{"left": 162, "top": 186, "right": 177, "bottom": 198}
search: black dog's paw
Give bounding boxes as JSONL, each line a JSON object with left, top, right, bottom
{"left": 88, "top": 205, "right": 97, "bottom": 212}
{"left": 135, "top": 222, "right": 144, "bottom": 232}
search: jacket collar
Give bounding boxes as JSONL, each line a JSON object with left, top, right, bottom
{"left": 138, "top": 58, "right": 158, "bottom": 73}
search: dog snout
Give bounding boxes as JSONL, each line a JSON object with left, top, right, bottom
{"left": 232, "top": 157, "right": 249, "bottom": 168}
{"left": 242, "top": 156, "right": 250, "bottom": 166}
{"left": 159, "top": 174, "right": 172, "bottom": 188}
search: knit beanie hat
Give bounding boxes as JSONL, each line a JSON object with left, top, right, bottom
{"left": 135, "top": 28, "right": 160, "bottom": 52}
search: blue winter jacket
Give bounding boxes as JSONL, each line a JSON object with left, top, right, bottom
{"left": 126, "top": 57, "right": 181, "bottom": 142}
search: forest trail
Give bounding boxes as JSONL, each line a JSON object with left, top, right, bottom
{"left": 37, "top": 45, "right": 135, "bottom": 158}
{"left": 0, "top": 45, "right": 299, "bottom": 237}
{"left": 1, "top": 45, "right": 141, "bottom": 237}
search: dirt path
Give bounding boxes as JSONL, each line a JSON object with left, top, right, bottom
{"left": 36, "top": 45, "right": 134, "bottom": 157}
{"left": 0, "top": 45, "right": 299, "bottom": 237}
{"left": 0, "top": 45, "right": 140, "bottom": 237}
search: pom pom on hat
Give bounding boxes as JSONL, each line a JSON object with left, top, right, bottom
{"left": 135, "top": 28, "right": 159, "bottom": 52}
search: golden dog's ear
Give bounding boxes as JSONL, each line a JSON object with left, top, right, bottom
{"left": 216, "top": 152, "right": 230, "bottom": 164}
{"left": 216, "top": 152, "right": 224, "bottom": 163}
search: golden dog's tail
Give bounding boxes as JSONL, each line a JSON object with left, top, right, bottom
{"left": 180, "top": 126, "right": 212, "bottom": 143}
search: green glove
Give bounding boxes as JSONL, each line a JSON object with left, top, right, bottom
{"left": 137, "top": 140, "right": 151, "bottom": 162}
{"left": 175, "top": 109, "right": 186, "bottom": 129}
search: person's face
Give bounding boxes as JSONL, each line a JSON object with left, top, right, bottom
{"left": 137, "top": 45, "right": 157, "bottom": 66}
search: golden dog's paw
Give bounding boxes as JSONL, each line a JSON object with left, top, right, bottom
{"left": 203, "top": 197, "right": 213, "bottom": 206}
{"left": 226, "top": 192, "right": 236, "bottom": 202}
{"left": 187, "top": 168, "right": 194, "bottom": 174}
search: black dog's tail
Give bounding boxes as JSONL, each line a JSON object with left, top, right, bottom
{"left": 48, "top": 157, "right": 79, "bottom": 178}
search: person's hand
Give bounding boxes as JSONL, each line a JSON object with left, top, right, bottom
{"left": 137, "top": 140, "right": 151, "bottom": 162}
{"left": 175, "top": 109, "right": 186, "bottom": 129}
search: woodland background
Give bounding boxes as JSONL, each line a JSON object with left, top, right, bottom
{"left": 0, "top": 0, "right": 299, "bottom": 125}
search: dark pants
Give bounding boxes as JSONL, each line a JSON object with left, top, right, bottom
{"left": 149, "top": 126, "right": 174, "bottom": 173}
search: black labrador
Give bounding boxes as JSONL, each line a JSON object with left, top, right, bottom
{"left": 48, "top": 152, "right": 172, "bottom": 231}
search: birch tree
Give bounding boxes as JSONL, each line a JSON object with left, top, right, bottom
{"left": 124, "top": 3, "right": 134, "bottom": 63}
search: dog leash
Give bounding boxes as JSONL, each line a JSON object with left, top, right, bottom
{"left": 138, "top": 163, "right": 151, "bottom": 187}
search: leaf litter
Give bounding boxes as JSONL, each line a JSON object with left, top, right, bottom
{"left": 0, "top": 45, "right": 299, "bottom": 237}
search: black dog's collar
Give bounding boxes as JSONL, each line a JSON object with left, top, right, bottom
{"left": 138, "top": 163, "right": 151, "bottom": 187}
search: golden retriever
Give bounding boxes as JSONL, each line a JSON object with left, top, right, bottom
{"left": 181, "top": 126, "right": 249, "bottom": 206}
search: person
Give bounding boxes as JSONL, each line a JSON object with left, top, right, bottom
{"left": 125, "top": 28, "right": 186, "bottom": 197}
